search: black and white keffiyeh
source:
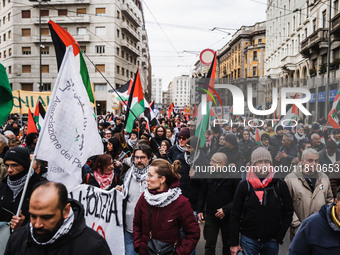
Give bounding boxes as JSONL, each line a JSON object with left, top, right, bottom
{"left": 30, "top": 207, "right": 74, "bottom": 245}
{"left": 127, "top": 138, "right": 137, "bottom": 149}
{"left": 122, "top": 164, "right": 149, "bottom": 198}
{"left": 184, "top": 150, "right": 200, "bottom": 166}
{"left": 176, "top": 144, "right": 186, "bottom": 153}
{"left": 144, "top": 187, "right": 182, "bottom": 207}
{"left": 7, "top": 174, "right": 28, "bottom": 199}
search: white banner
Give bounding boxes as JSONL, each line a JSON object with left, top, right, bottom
{"left": 36, "top": 46, "right": 103, "bottom": 186}
{"left": 69, "top": 185, "right": 125, "bottom": 255}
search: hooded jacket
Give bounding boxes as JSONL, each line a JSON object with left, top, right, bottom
{"left": 288, "top": 204, "right": 340, "bottom": 255}
{"left": 133, "top": 181, "right": 200, "bottom": 255}
{"left": 5, "top": 199, "right": 111, "bottom": 255}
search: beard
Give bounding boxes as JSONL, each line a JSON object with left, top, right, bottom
{"left": 135, "top": 163, "right": 146, "bottom": 169}
{"left": 33, "top": 215, "right": 64, "bottom": 243}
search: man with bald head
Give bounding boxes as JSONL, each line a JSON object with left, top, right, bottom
{"left": 197, "top": 152, "right": 240, "bottom": 255}
{"left": 5, "top": 181, "right": 111, "bottom": 255}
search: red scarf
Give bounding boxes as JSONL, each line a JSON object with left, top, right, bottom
{"left": 246, "top": 165, "right": 275, "bottom": 204}
{"left": 94, "top": 170, "right": 114, "bottom": 189}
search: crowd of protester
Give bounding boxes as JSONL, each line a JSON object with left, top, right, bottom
{"left": 1, "top": 112, "right": 340, "bottom": 254}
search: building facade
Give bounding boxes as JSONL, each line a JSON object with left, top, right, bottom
{"left": 170, "top": 75, "right": 190, "bottom": 108}
{"left": 0, "top": 0, "right": 151, "bottom": 115}
{"left": 151, "top": 75, "right": 163, "bottom": 109}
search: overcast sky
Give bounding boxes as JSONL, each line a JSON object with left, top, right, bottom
{"left": 143, "top": 0, "right": 267, "bottom": 89}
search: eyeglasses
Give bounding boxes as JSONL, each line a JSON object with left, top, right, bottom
{"left": 306, "top": 159, "right": 319, "bottom": 163}
{"left": 135, "top": 156, "right": 146, "bottom": 160}
{"left": 4, "top": 163, "right": 21, "bottom": 170}
{"left": 178, "top": 137, "right": 188, "bottom": 141}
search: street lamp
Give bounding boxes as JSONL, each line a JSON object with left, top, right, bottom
{"left": 325, "top": 0, "right": 332, "bottom": 117}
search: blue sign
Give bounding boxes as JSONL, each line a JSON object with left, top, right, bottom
{"left": 318, "top": 91, "right": 325, "bottom": 102}
{"left": 310, "top": 93, "right": 316, "bottom": 103}
{"left": 330, "top": 89, "right": 337, "bottom": 102}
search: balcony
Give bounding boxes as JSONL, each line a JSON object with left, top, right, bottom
{"left": 34, "top": 15, "right": 90, "bottom": 25}
{"left": 33, "top": 35, "right": 52, "bottom": 43}
{"left": 35, "top": 0, "right": 90, "bottom": 5}
{"left": 121, "top": 22, "right": 140, "bottom": 42}
{"left": 300, "top": 28, "right": 328, "bottom": 57}
{"left": 332, "top": 12, "right": 340, "bottom": 34}
{"left": 121, "top": 40, "right": 140, "bottom": 56}
{"left": 74, "top": 34, "right": 91, "bottom": 42}
{"left": 281, "top": 55, "right": 298, "bottom": 71}
{"left": 121, "top": 4, "right": 141, "bottom": 27}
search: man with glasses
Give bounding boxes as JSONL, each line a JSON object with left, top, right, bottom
{"left": 0, "top": 147, "right": 44, "bottom": 229}
{"left": 166, "top": 127, "right": 190, "bottom": 163}
{"left": 285, "top": 148, "right": 333, "bottom": 240}
{"left": 115, "top": 144, "right": 153, "bottom": 255}
{"left": 102, "top": 129, "right": 112, "bottom": 152}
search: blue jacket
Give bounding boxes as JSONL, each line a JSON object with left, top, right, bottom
{"left": 288, "top": 204, "right": 340, "bottom": 255}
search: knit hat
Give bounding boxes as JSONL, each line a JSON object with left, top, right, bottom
{"left": 178, "top": 127, "right": 190, "bottom": 139}
{"left": 225, "top": 134, "right": 238, "bottom": 147}
{"left": 251, "top": 147, "right": 272, "bottom": 165}
{"left": 312, "top": 123, "right": 320, "bottom": 130}
{"left": 261, "top": 133, "right": 270, "bottom": 141}
{"left": 4, "top": 147, "right": 31, "bottom": 171}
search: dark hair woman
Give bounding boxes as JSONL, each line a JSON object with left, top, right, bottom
{"left": 157, "top": 140, "right": 171, "bottom": 159}
{"left": 149, "top": 126, "right": 171, "bottom": 155}
{"left": 133, "top": 159, "right": 200, "bottom": 255}
{"left": 82, "top": 154, "right": 121, "bottom": 189}
{"left": 114, "top": 132, "right": 131, "bottom": 157}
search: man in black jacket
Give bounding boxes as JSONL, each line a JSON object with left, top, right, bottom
{"left": 5, "top": 181, "right": 111, "bottom": 255}
{"left": 269, "top": 125, "right": 284, "bottom": 156}
{"left": 229, "top": 147, "right": 293, "bottom": 255}
{"left": 197, "top": 152, "right": 240, "bottom": 255}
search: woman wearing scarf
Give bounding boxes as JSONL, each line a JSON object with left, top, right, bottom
{"left": 229, "top": 147, "right": 293, "bottom": 255}
{"left": 133, "top": 159, "right": 200, "bottom": 255}
{"left": 150, "top": 126, "right": 171, "bottom": 155}
{"left": 166, "top": 127, "right": 190, "bottom": 163}
{"left": 0, "top": 147, "right": 45, "bottom": 229}
{"left": 166, "top": 128, "right": 176, "bottom": 146}
{"left": 82, "top": 154, "right": 121, "bottom": 190}
{"left": 127, "top": 130, "right": 139, "bottom": 151}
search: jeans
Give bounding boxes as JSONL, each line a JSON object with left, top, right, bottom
{"left": 180, "top": 211, "right": 198, "bottom": 255}
{"left": 240, "top": 235, "right": 279, "bottom": 255}
{"left": 124, "top": 230, "right": 137, "bottom": 255}
{"left": 203, "top": 214, "right": 230, "bottom": 255}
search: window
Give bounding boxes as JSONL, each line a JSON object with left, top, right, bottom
{"left": 121, "top": 67, "right": 125, "bottom": 76}
{"left": 3, "top": 50, "right": 6, "bottom": 58}
{"left": 22, "top": 47, "right": 31, "bottom": 55}
{"left": 77, "top": 27, "right": 86, "bottom": 35}
{"left": 8, "top": 66, "right": 11, "bottom": 74}
{"left": 313, "top": 18, "right": 316, "bottom": 32}
{"left": 96, "top": 8, "right": 106, "bottom": 16}
{"left": 41, "top": 65, "right": 49, "bottom": 73}
{"left": 42, "top": 83, "right": 51, "bottom": 91}
{"left": 96, "top": 45, "right": 105, "bottom": 54}
{"left": 21, "top": 83, "right": 33, "bottom": 91}
{"left": 80, "top": 45, "right": 86, "bottom": 53}
{"left": 253, "top": 66, "right": 257, "bottom": 76}
{"left": 94, "top": 84, "right": 106, "bottom": 91}
{"left": 41, "top": 46, "right": 49, "bottom": 54}
{"left": 3, "top": 33, "right": 5, "bottom": 41}
{"left": 22, "top": 10, "right": 31, "bottom": 18}
{"left": 41, "top": 28, "right": 49, "bottom": 36}
{"left": 253, "top": 51, "right": 257, "bottom": 61}
{"left": 8, "top": 30, "right": 10, "bottom": 39}
{"left": 95, "top": 64, "right": 105, "bottom": 72}
{"left": 335, "top": 0, "right": 339, "bottom": 15}
{"left": 41, "top": 10, "right": 49, "bottom": 16}
{"left": 2, "top": 0, "right": 5, "bottom": 7}
{"left": 121, "top": 51, "right": 124, "bottom": 58}
{"left": 3, "top": 16, "right": 5, "bottom": 25}
{"left": 8, "top": 48, "right": 11, "bottom": 56}
{"left": 116, "top": 29, "right": 120, "bottom": 38}
{"left": 8, "top": 13, "right": 10, "bottom": 21}
{"left": 322, "top": 11, "right": 326, "bottom": 28}
{"left": 22, "top": 65, "right": 31, "bottom": 73}
{"left": 117, "top": 10, "right": 120, "bottom": 18}
{"left": 22, "top": 28, "right": 31, "bottom": 37}
{"left": 116, "top": 65, "right": 120, "bottom": 74}
{"left": 58, "top": 9, "right": 67, "bottom": 16}
{"left": 77, "top": 8, "right": 86, "bottom": 16}
{"left": 258, "top": 39, "right": 262, "bottom": 44}
{"left": 116, "top": 47, "right": 119, "bottom": 55}
{"left": 95, "top": 27, "right": 106, "bottom": 35}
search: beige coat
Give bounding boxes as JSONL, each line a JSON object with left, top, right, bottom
{"left": 285, "top": 170, "right": 333, "bottom": 239}
{"left": 0, "top": 157, "right": 7, "bottom": 182}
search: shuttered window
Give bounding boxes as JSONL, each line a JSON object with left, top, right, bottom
{"left": 95, "top": 64, "right": 105, "bottom": 73}
{"left": 22, "top": 65, "right": 31, "bottom": 73}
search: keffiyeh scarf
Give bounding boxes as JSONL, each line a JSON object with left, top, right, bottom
{"left": 122, "top": 164, "right": 149, "bottom": 198}
{"left": 176, "top": 144, "right": 186, "bottom": 153}
{"left": 7, "top": 174, "right": 28, "bottom": 199}
{"left": 144, "top": 187, "right": 182, "bottom": 207}
{"left": 94, "top": 170, "right": 114, "bottom": 190}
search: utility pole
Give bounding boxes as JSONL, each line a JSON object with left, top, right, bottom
{"left": 39, "top": 0, "right": 42, "bottom": 92}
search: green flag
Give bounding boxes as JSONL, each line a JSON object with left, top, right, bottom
{"left": 0, "top": 64, "right": 13, "bottom": 125}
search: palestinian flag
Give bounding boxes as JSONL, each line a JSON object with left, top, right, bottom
{"left": 124, "top": 69, "right": 145, "bottom": 133}
{"left": 195, "top": 52, "right": 217, "bottom": 147}
{"left": 33, "top": 100, "right": 46, "bottom": 131}
{"left": 109, "top": 79, "right": 133, "bottom": 105}
{"left": 328, "top": 89, "right": 340, "bottom": 128}
{"left": 279, "top": 94, "right": 299, "bottom": 126}
{"left": 150, "top": 100, "right": 154, "bottom": 110}
{"left": 27, "top": 108, "right": 38, "bottom": 134}
{"left": 255, "top": 128, "right": 261, "bottom": 145}
{"left": 141, "top": 99, "right": 159, "bottom": 127}
{"left": 0, "top": 63, "right": 13, "bottom": 125}
{"left": 48, "top": 20, "right": 94, "bottom": 104}
{"left": 168, "top": 102, "right": 174, "bottom": 118}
